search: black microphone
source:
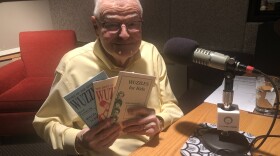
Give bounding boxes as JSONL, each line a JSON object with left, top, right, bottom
{"left": 164, "top": 37, "right": 254, "bottom": 154}
{"left": 163, "top": 37, "right": 198, "bottom": 65}
{"left": 163, "top": 37, "right": 255, "bottom": 73}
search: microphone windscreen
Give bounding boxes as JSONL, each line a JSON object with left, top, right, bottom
{"left": 163, "top": 37, "right": 199, "bottom": 64}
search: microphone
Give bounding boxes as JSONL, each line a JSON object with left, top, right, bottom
{"left": 164, "top": 37, "right": 252, "bottom": 154}
{"left": 163, "top": 37, "right": 198, "bottom": 65}
{"left": 163, "top": 37, "right": 255, "bottom": 73}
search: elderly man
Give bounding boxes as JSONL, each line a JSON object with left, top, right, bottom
{"left": 33, "top": 0, "right": 183, "bottom": 155}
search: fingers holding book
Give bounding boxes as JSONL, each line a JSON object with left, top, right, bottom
{"left": 75, "top": 118, "right": 121, "bottom": 153}
{"left": 121, "top": 107, "right": 162, "bottom": 136}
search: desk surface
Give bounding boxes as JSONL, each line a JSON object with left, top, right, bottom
{"left": 130, "top": 103, "right": 280, "bottom": 156}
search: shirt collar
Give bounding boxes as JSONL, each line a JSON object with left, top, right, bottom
{"left": 93, "top": 39, "right": 141, "bottom": 71}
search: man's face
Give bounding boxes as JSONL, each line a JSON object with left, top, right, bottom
{"left": 93, "top": 0, "right": 142, "bottom": 65}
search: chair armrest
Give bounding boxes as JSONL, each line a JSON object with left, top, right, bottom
{"left": 0, "top": 60, "right": 26, "bottom": 95}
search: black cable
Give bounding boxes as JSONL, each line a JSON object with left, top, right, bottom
{"left": 215, "top": 148, "right": 247, "bottom": 156}
{"left": 251, "top": 135, "right": 280, "bottom": 144}
{"left": 249, "top": 68, "right": 280, "bottom": 151}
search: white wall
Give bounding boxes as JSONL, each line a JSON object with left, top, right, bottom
{"left": 0, "top": 0, "right": 53, "bottom": 51}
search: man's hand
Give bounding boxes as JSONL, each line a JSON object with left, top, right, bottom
{"left": 75, "top": 118, "right": 121, "bottom": 153}
{"left": 121, "top": 106, "right": 163, "bottom": 136}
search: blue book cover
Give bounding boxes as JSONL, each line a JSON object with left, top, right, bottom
{"left": 64, "top": 71, "right": 108, "bottom": 128}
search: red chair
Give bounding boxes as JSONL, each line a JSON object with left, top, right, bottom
{"left": 0, "top": 30, "right": 76, "bottom": 137}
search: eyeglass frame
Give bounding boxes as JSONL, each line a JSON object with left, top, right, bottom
{"left": 96, "top": 18, "right": 144, "bottom": 34}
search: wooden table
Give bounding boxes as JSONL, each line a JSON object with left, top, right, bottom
{"left": 130, "top": 102, "right": 280, "bottom": 156}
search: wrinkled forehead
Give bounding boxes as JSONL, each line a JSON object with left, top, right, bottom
{"left": 99, "top": 0, "right": 142, "bottom": 20}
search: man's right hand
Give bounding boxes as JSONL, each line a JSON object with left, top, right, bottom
{"left": 75, "top": 118, "right": 121, "bottom": 153}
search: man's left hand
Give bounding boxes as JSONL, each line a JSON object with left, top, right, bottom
{"left": 121, "top": 106, "right": 162, "bottom": 136}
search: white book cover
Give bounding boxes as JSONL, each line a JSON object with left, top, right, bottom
{"left": 93, "top": 76, "right": 118, "bottom": 121}
{"left": 64, "top": 71, "right": 108, "bottom": 128}
{"left": 108, "top": 71, "right": 156, "bottom": 123}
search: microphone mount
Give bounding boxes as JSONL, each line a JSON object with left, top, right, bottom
{"left": 163, "top": 37, "right": 279, "bottom": 154}
{"left": 223, "top": 65, "right": 235, "bottom": 110}
{"left": 200, "top": 69, "right": 250, "bottom": 155}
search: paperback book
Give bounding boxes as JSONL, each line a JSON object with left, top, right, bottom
{"left": 108, "top": 71, "right": 156, "bottom": 123}
{"left": 64, "top": 71, "right": 108, "bottom": 128}
{"left": 92, "top": 76, "right": 118, "bottom": 121}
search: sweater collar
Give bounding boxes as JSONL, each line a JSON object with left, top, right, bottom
{"left": 93, "top": 39, "right": 141, "bottom": 71}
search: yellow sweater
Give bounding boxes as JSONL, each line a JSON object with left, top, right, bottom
{"left": 33, "top": 40, "right": 183, "bottom": 156}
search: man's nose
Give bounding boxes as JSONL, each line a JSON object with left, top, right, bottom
{"left": 119, "top": 24, "right": 130, "bottom": 39}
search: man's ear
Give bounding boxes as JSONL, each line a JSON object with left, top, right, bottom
{"left": 91, "top": 16, "right": 99, "bottom": 37}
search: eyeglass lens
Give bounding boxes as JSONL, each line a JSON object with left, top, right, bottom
{"left": 102, "top": 21, "right": 142, "bottom": 33}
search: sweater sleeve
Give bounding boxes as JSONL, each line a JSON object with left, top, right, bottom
{"left": 33, "top": 70, "right": 82, "bottom": 155}
{"left": 152, "top": 45, "right": 184, "bottom": 130}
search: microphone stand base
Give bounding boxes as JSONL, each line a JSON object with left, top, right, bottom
{"left": 200, "top": 128, "right": 250, "bottom": 155}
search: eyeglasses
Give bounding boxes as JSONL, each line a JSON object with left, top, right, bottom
{"left": 98, "top": 20, "right": 143, "bottom": 34}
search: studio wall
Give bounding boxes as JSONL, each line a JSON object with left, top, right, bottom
{"left": 49, "top": 0, "right": 259, "bottom": 54}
